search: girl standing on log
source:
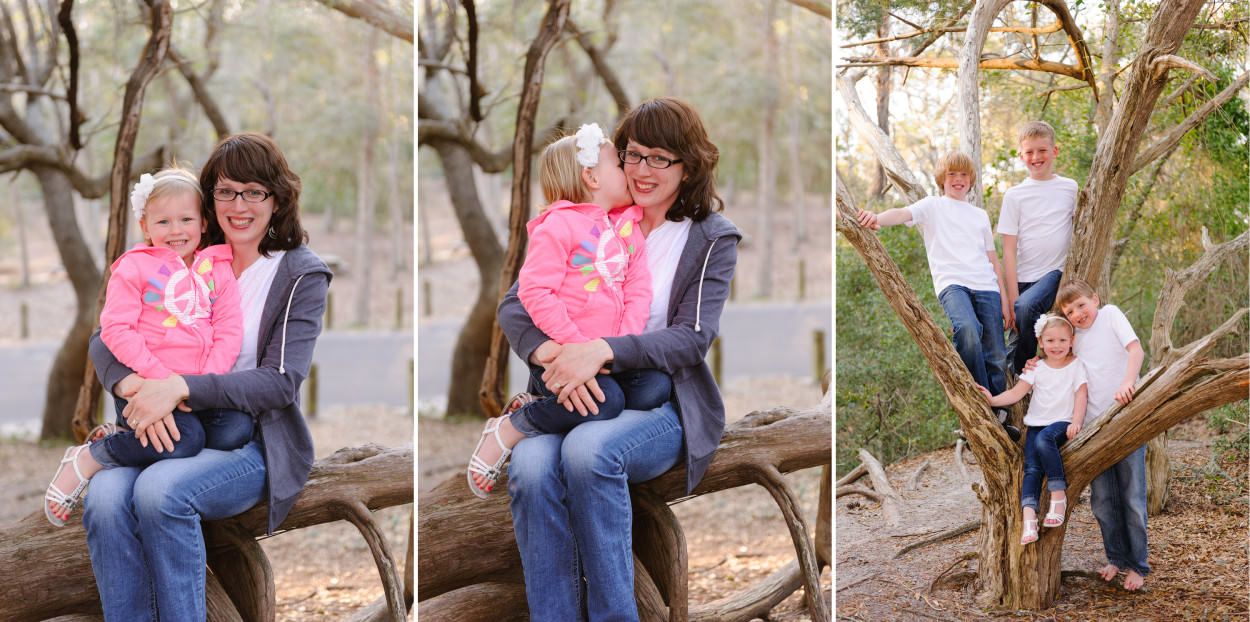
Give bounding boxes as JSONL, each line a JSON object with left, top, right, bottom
{"left": 980, "top": 314, "right": 1088, "bottom": 545}
{"left": 497, "top": 97, "right": 742, "bottom": 621}
{"left": 83, "top": 133, "right": 332, "bottom": 621}
{"left": 467, "top": 122, "right": 670, "bottom": 497}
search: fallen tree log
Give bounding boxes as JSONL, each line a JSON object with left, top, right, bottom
{"left": 418, "top": 398, "right": 832, "bottom": 621}
{"left": 0, "top": 443, "right": 413, "bottom": 622}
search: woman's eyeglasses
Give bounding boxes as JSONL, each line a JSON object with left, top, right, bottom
{"left": 212, "top": 188, "right": 273, "bottom": 203}
{"left": 618, "top": 150, "right": 682, "bottom": 169}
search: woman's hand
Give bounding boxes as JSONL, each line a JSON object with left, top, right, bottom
{"left": 122, "top": 374, "right": 190, "bottom": 452}
{"left": 541, "top": 339, "right": 613, "bottom": 415}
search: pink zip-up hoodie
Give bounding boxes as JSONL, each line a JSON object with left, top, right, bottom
{"left": 518, "top": 200, "right": 651, "bottom": 344}
{"left": 99, "top": 243, "right": 243, "bottom": 379}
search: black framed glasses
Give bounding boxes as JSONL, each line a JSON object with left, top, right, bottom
{"left": 212, "top": 188, "right": 273, "bottom": 203}
{"left": 618, "top": 150, "right": 682, "bottom": 169}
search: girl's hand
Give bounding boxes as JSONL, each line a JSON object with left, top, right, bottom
{"left": 977, "top": 385, "right": 994, "bottom": 402}
{"left": 1021, "top": 357, "right": 1040, "bottom": 373}
{"left": 1067, "top": 421, "right": 1082, "bottom": 439}
{"left": 855, "top": 210, "right": 880, "bottom": 230}
{"left": 531, "top": 340, "right": 563, "bottom": 367}
{"left": 121, "top": 374, "right": 190, "bottom": 452}
{"left": 1114, "top": 380, "right": 1136, "bottom": 404}
{"left": 115, "top": 374, "right": 144, "bottom": 399}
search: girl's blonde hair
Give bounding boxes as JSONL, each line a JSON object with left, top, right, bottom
{"left": 143, "top": 167, "right": 203, "bottom": 218}
{"left": 538, "top": 135, "right": 593, "bottom": 204}
{"left": 933, "top": 151, "right": 976, "bottom": 188}
{"left": 1036, "top": 315, "right": 1074, "bottom": 339}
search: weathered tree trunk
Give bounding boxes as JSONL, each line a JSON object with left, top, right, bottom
{"left": 418, "top": 404, "right": 831, "bottom": 620}
{"left": 0, "top": 444, "right": 413, "bottom": 622}
{"left": 1145, "top": 434, "right": 1170, "bottom": 514}
{"left": 755, "top": 0, "right": 778, "bottom": 299}
{"left": 353, "top": 27, "right": 380, "bottom": 328}
{"left": 868, "top": 15, "right": 891, "bottom": 199}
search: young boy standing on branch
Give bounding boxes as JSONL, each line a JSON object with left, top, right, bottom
{"left": 857, "top": 151, "right": 1018, "bottom": 440}
{"left": 1056, "top": 278, "right": 1149, "bottom": 591}
{"left": 998, "top": 121, "right": 1079, "bottom": 376}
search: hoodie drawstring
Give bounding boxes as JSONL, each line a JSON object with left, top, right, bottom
{"left": 694, "top": 239, "right": 718, "bottom": 333}
{"left": 279, "top": 274, "right": 307, "bottom": 374}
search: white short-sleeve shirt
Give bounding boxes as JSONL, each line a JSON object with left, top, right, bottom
{"left": 1072, "top": 304, "right": 1140, "bottom": 422}
{"left": 230, "top": 251, "right": 285, "bottom": 372}
{"left": 1018, "top": 357, "right": 1088, "bottom": 427}
{"left": 904, "top": 196, "right": 999, "bottom": 295}
{"left": 641, "top": 218, "right": 692, "bottom": 333}
{"left": 996, "top": 176, "right": 1079, "bottom": 282}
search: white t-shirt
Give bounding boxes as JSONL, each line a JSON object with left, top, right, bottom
{"left": 996, "top": 176, "right": 1078, "bottom": 282}
{"left": 1072, "top": 304, "right": 1140, "bottom": 422}
{"left": 231, "top": 251, "right": 285, "bottom": 372}
{"left": 1018, "top": 356, "right": 1088, "bottom": 427}
{"left": 904, "top": 196, "right": 999, "bottom": 295}
{"left": 642, "top": 218, "right": 692, "bottom": 333}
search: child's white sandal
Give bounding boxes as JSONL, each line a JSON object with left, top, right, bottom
{"left": 44, "top": 444, "right": 92, "bottom": 527}
{"left": 1020, "top": 518, "right": 1039, "bottom": 545}
{"left": 466, "top": 416, "right": 513, "bottom": 499}
{"left": 1043, "top": 497, "right": 1066, "bottom": 528}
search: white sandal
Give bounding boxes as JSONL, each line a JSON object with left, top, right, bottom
{"left": 87, "top": 422, "right": 119, "bottom": 443}
{"left": 45, "top": 444, "right": 92, "bottom": 527}
{"left": 466, "top": 416, "right": 513, "bottom": 499}
{"left": 1020, "top": 518, "right": 1039, "bottom": 545}
{"left": 1043, "top": 497, "right": 1067, "bottom": 528}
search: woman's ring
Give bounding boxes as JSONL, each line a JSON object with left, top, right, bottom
{"left": 551, "top": 382, "right": 564, "bottom": 391}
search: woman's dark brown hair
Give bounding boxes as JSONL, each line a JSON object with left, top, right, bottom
{"left": 613, "top": 97, "right": 723, "bottom": 222}
{"left": 201, "top": 133, "right": 308, "bottom": 255}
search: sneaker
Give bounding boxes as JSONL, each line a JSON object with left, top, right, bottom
{"left": 1002, "top": 422, "right": 1022, "bottom": 442}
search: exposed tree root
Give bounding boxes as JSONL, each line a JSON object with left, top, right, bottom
{"left": 893, "top": 521, "right": 982, "bottom": 560}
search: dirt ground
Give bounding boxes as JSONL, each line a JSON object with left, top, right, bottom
{"left": 834, "top": 417, "right": 1249, "bottom": 621}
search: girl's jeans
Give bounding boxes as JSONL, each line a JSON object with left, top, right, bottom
{"left": 508, "top": 402, "right": 684, "bottom": 622}
{"left": 89, "top": 397, "right": 253, "bottom": 469}
{"left": 509, "top": 364, "right": 672, "bottom": 437}
{"left": 1090, "top": 444, "right": 1150, "bottom": 576}
{"left": 82, "top": 440, "right": 266, "bottom": 621}
{"left": 1021, "top": 421, "right": 1070, "bottom": 512}
{"left": 937, "top": 284, "right": 1007, "bottom": 394}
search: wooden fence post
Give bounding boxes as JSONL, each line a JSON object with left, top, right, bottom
{"left": 422, "top": 279, "right": 432, "bottom": 317}
{"left": 325, "top": 293, "right": 334, "bottom": 330}
{"left": 798, "top": 258, "right": 806, "bottom": 301}
{"left": 812, "top": 329, "right": 826, "bottom": 383}
{"left": 395, "top": 286, "right": 404, "bottom": 330}
{"left": 710, "top": 337, "right": 723, "bottom": 386}
{"left": 305, "top": 364, "right": 319, "bottom": 418}
{"left": 19, "top": 302, "right": 28, "bottom": 339}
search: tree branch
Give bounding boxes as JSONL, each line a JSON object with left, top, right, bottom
{"left": 0, "top": 143, "right": 165, "bottom": 198}
{"left": 167, "top": 46, "right": 231, "bottom": 139}
{"left": 1130, "top": 71, "right": 1249, "bottom": 174}
{"left": 311, "top": 0, "right": 413, "bottom": 43}
{"left": 1150, "top": 229, "right": 1250, "bottom": 366}
{"left": 566, "top": 18, "right": 631, "bottom": 117}
{"left": 1149, "top": 53, "right": 1217, "bottom": 81}
{"left": 841, "top": 55, "right": 1089, "bottom": 81}
{"left": 57, "top": 0, "right": 82, "bottom": 150}
{"left": 843, "top": 20, "right": 1062, "bottom": 48}
{"left": 836, "top": 73, "right": 926, "bottom": 203}
{"left": 781, "top": 0, "right": 830, "bottom": 19}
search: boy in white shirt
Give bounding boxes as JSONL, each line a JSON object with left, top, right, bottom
{"left": 998, "top": 121, "right": 1079, "bottom": 375}
{"left": 1057, "top": 278, "right": 1149, "bottom": 591}
{"left": 857, "top": 151, "right": 1016, "bottom": 439}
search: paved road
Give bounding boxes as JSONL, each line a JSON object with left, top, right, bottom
{"left": 0, "top": 332, "right": 413, "bottom": 432}
{"left": 417, "top": 301, "right": 832, "bottom": 410}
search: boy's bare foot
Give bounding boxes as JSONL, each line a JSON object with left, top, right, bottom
{"left": 1123, "top": 569, "right": 1145, "bottom": 591}
{"left": 1097, "top": 563, "right": 1120, "bottom": 582}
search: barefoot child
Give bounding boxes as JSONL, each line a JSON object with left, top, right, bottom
{"left": 466, "top": 123, "right": 670, "bottom": 497}
{"left": 44, "top": 168, "right": 248, "bottom": 526}
{"left": 1057, "top": 278, "right": 1149, "bottom": 590}
{"left": 857, "top": 150, "right": 1018, "bottom": 439}
{"left": 980, "top": 314, "right": 1088, "bottom": 545}
{"left": 997, "top": 121, "right": 1078, "bottom": 375}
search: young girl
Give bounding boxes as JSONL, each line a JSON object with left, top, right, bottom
{"left": 980, "top": 313, "right": 1088, "bottom": 545}
{"left": 466, "top": 123, "right": 671, "bottom": 498}
{"left": 44, "top": 167, "right": 249, "bottom": 526}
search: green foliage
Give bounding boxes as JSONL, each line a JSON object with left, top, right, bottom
{"left": 1209, "top": 401, "right": 1249, "bottom": 465}
{"left": 836, "top": 224, "right": 956, "bottom": 476}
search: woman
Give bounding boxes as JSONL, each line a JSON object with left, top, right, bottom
{"left": 84, "top": 133, "right": 331, "bottom": 621}
{"left": 498, "top": 97, "right": 741, "bottom": 621}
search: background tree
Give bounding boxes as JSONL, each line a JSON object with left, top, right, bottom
{"left": 837, "top": 0, "right": 1247, "bottom": 609}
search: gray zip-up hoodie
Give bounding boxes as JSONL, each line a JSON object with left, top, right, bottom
{"left": 91, "top": 245, "right": 332, "bottom": 534}
{"left": 498, "top": 212, "right": 741, "bottom": 492}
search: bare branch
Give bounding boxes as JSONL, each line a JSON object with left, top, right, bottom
{"left": 1150, "top": 229, "right": 1250, "bottom": 366}
{"left": 1131, "top": 72, "right": 1249, "bottom": 174}
{"left": 566, "top": 18, "right": 631, "bottom": 117}
{"left": 0, "top": 143, "right": 165, "bottom": 198}
{"left": 836, "top": 484, "right": 883, "bottom": 503}
{"left": 168, "top": 46, "right": 231, "bottom": 139}
{"left": 1149, "top": 54, "right": 1217, "bottom": 81}
{"left": 781, "top": 0, "right": 830, "bottom": 19}
{"left": 310, "top": 0, "right": 413, "bottom": 43}
{"left": 841, "top": 55, "right": 1089, "bottom": 81}
{"left": 57, "top": 0, "right": 82, "bottom": 149}
{"left": 842, "top": 20, "right": 1062, "bottom": 49}
{"left": 0, "top": 83, "right": 67, "bottom": 99}
{"left": 836, "top": 73, "right": 926, "bottom": 203}
{"left": 1158, "top": 73, "right": 1200, "bottom": 109}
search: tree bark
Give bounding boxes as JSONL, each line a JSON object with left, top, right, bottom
{"left": 353, "top": 27, "right": 380, "bottom": 328}
{"left": 868, "top": 16, "right": 891, "bottom": 199}
{"left": 755, "top": 0, "right": 778, "bottom": 299}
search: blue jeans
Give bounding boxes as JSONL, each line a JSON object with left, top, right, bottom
{"left": 1021, "top": 422, "right": 1070, "bottom": 511}
{"left": 510, "top": 365, "right": 672, "bottom": 437}
{"left": 1007, "top": 269, "right": 1062, "bottom": 374}
{"left": 1090, "top": 444, "right": 1150, "bottom": 576}
{"left": 937, "top": 285, "right": 1007, "bottom": 394}
{"left": 89, "top": 397, "right": 254, "bottom": 469}
{"left": 508, "top": 402, "right": 684, "bottom": 622}
{"left": 82, "top": 441, "right": 267, "bottom": 621}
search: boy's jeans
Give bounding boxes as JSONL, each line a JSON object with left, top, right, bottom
{"left": 89, "top": 397, "right": 254, "bottom": 469}
{"left": 508, "top": 402, "right": 684, "bottom": 622}
{"left": 938, "top": 285, "right": 1008, "bottom": 394}
{"left": 1007, "top": 269, "right": 1063, "bottom": 374}
{"left": 510, "top": 364, "right": 672, "bottom": 437}
{"left": 1021, "top": 421, "right": 1070, "bottom": 512}
{"left": 1090, "top": 444, "right": 1150, "bottom": 576}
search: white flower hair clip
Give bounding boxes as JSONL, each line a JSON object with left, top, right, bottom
{"left": 1034, "top": 313, "right": 1071, "bottom": 338}
{"left": 130, "top": 173, "right": 157, "bottom": 221}
{"left": 574, "top": 123, "right": 607, "bottom": 168}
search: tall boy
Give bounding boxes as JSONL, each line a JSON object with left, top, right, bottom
{"left": 998, "top": 121, "right": 1079, "bottom": 375}
{"left": 857, "top": 151, "right": 1014, "bottom": 436}
{"left": 1057, "top": 278, "right": 1148, "bottom": 591}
